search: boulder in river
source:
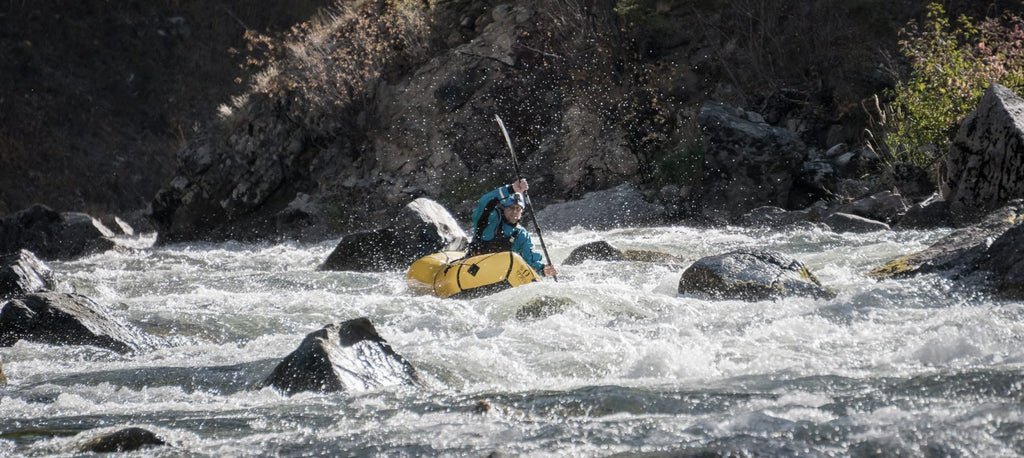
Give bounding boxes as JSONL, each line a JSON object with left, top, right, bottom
{"left": 0, "top": 249, "right": 55, "bottom": 300}
{"left": 678, "top": 249, "right": 835, "bottom": 301}
{"left": 0, "top": 204, "right": 116, "bottom": 261}
{"left": 942, "top": 83, "right": 1024, "bottom": 222}
{"left": 319, "top": 198, "right": 468, "bottom": 272}
{"left": 0, "top": 292, "right": 153, "bottom": 353}
{"left": 563, "top": 240, "right": 683, "bottom": 266}
{"left": 822, "top": 212, "right": 891, "bottom": 233}
{"left": 869, "top": 200, "right": 1024, "bottom": 299}
{"left": 81, "top": 427, "right": 166, "bottom": 453}
{"left": 262, "top": 317, "right": 419, "bottom": 395}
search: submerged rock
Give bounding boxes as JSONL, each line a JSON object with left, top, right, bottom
{"left": 0, "top": 292, "right": 153, "bottom": 353}
{"left": 81, "top": 427, "right": 166, "bottom": 453}
{"left": 515, "top": 296, "right": 575, "bottom": 320}
{"left": 319, "top": 198, "right": 468, "bottom": 272}
{"left": 678, "top": 249, "right": 834, "bottom": 301}
{"left": 0, "top": 249, "right": 55, "bottom": 300}
{"left": 262, "top": 317, "right": 419, "bottom": 395}
{"left": 563, "top": 241, "right": 625, "bottom": 265}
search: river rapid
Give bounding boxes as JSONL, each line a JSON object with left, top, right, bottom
{"left": 1, "top": 224, "right": 1023, "bottom": 457}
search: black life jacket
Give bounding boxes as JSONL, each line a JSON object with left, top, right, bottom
{"left": 468, "top": 199, "right": 521, "bottom": 256}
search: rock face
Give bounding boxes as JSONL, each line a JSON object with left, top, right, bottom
{"left": 319, "top": 198, "right": 468, "bottom": 272}
{"left": 942, "top": 84, "right": 1024, "bottom": 221}
{"left": 262, "top": 318, "right": 419, "bottom": 395}
{"left": 0, "top": 205, "right": 116, "bottom": 260}
{"left": 0, "top": 292, "right": 152, "bottom": 353}
{"left": 869, "top": 200, "right": 1024, "bottom": 299}
{"left": 0, "top": 249, "right": 55, "bottom": 300}
{"left": 81, "top": 427, "right": 166, "bottom": 453}
{"left": 534, "top": 183, "right": 665, "bottom": 231}
{"left": 678, "top": 249, "right": 834, "bottom": 301}
{"left": 697, "top": 103, "right": 809, "bottom": 217}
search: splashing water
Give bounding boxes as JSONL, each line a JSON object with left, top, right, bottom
{"left": 2, "top": 225, "right": 1023, "bottom": 456}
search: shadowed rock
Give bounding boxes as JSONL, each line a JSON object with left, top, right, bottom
{"left": 0, "top": 205, "right": 116, "bottom": 261}
{"left": 81, "top": 427, "right": 166, "bottom": 453}
{"left": 262, "top": 317, "right": 419, "bottom": 395}
{"left": 563, "top": 241, "right": 626, "bottom": 265}
{"left": 1, "top": 249, "right": 55, "bottom": 300}
{"left": 823, "top": 212, "right": 890, "bottom": 233}
{"left": 0, "top": 292, "right": 153, "bottom": 353}
{"left": 319, "top": 198, "right": 467, "bottom": 272}
{"left": 679, "top": 249, "right": 834, "bottom": 301}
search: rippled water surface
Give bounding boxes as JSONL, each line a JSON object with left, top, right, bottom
{"left": 2, "top": 225, "right": 1023, "bottom": 456}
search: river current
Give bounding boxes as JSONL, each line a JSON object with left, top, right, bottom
{"left": 1, "top": 224, "right": 1023, "bottom": 456}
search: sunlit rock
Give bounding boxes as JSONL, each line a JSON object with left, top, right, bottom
{"left": 262, "top": 317, "right": 419, "bottom": 395}
{"left": 0, "top": 249, "right": 54, "bottom": 300}
{"left": 319, "top": 198, "right": 468, "bottom": 272}
{"left": 81, "top": 427, "right": 166, "bottom": 453}
{"left": 0, "top": 205, "right": 116, "bottom": 261}
{"left": 943, "top": 83, "right": 1024, "bottom": 222}
{"left": 868, "top": 200, "right": 1024, "bottom": 281}
{"left": 0, "top": 292, "right": 154, "bottom": 353}
{"left": 678, "top": 249, "right": 834, "bottom": 301}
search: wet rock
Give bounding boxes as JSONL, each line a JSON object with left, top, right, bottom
{"left": 868, "top": 200, "right": 1024, "bottom": 280}
{"left": 563, "top": 241, "right": 626, "bottom": 265}
{"left": 319, "top": 198, "right": 468, "bottom": 272}
{"left": 0, "top": 292, "right": 153, "bottom": 353}
{"left": 534, "top": 183, "right": 665, "bottom": 231}
{"left": 822, "top": 212, "right": 890, "bottom": 233}
{"left": 0, "top": 249, "right": 54, "bottom": 300}
{"left": 943, "top": 83, "right": 1024, "bottom": 221}
{"left": 262, "top": 317, "right": 419, "bottom": 395}
{"left": 0, "top": 205, "right": 116, "bottom": 261}
{"left": 678, "top": 249, "right": 835, "bottom": 301}
{"left": 976, "top": 223, "right": 1024, "bottom": 299}
{"left": 81, "top": 427, "right": 166, "bottom": 453}
{"left": 0, "top": 354, "right": 6, "bottom": 386}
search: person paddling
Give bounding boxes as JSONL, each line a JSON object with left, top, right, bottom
{"left": 469, "top": 178, "right": 558, "bottom": 278}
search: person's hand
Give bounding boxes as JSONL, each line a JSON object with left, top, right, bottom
{"left": 543, "top": 264, "right": 557, "bottom": 277}
{"left": 511, "top": 178, "right": 529, "bottom": 193}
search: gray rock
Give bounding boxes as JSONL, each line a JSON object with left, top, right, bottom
{"left": 563, "top": 241, "right": 626, "bottom": 265}
{"left": 976, "top": 223, "right": 1024, "bottom": 299}
{"left": 895, "top": 194, "right": 950, "bottom": 229}
{"left": 735, "top": 206, "right": 812, "bottom": 229}
{"left": 0, "top": 205, "right": 116, "bottom": 261}
{"left": 828, "top": 191, "right": 908, "bottom": 224}
{"left": 534, "top": 183, "right": 665, "bottom": 231}
{"left": 823, "top": 212, "right": 891, "bottom": 233}
{"left": 0, "top": 292, "right": 154, "bottom": 353}
{"left": 943, "top": 84, "right": 1024, "bottom": 221}
{"left": 81, "top": 427, "right": 166, "bottom": 453}
{"left": 262, "top": 317, "right": 418, "bottom": 395}
{"left": 678, "top": 249, "right": 834, "bottom": 301}
{"left": 0, "top": 249, "right": 55, "bottom": 300}
{"left": 319, "top": 198, "right": 468, "bottom": 271}
{"left": 697, "top": 102, "right": 808, "bottom": 217}
{"left": 868, "top": 200, "right": 1024, "bottom": 279}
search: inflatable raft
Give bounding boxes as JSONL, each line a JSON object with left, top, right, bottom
{"left": 406, "top": 251, "right": 539, "bottom": 299}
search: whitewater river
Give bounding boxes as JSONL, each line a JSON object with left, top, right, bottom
{"left": 2, "top": 224, "right": 1023, "bottom": 456}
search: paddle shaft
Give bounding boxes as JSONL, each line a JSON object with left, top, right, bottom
{"left": 494, "top": 114, "right": 557, "bottom": 281}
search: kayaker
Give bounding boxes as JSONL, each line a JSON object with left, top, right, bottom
{"left": 469, "top": 178, "right": 558, "bottom": 277}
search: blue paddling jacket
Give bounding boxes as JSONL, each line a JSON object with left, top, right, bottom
{"left": 469, "top": 185, "right": 547, "bottom": 275}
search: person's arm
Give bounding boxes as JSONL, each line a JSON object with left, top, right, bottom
{"left": 511, "top": 230, "right": 550, "bottom": 275}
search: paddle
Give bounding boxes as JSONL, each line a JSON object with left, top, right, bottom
{"left": 494, "top": 114, "right": 557, "bottom": 281}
